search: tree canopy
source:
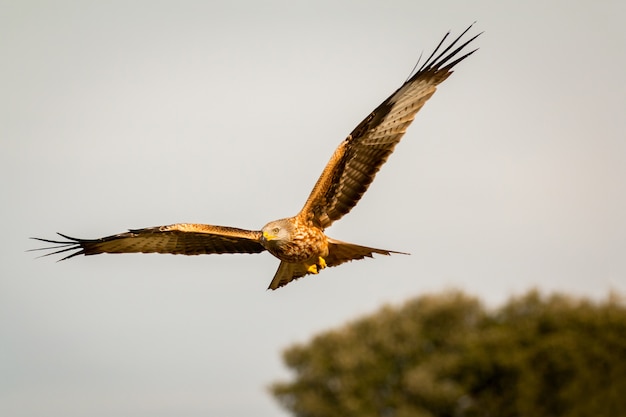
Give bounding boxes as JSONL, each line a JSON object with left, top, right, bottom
{"left": 271, "top": 290, "right": 626, "bottom": 417}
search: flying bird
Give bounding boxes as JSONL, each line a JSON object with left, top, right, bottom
{"left": 32, "top": 25, "right": 480, "bottom": 290}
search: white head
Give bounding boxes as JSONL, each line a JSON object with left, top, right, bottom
{"left": 261, "top": 218, "right": 293, "bottom": 247}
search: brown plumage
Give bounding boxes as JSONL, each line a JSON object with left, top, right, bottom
{"left": 31, "top": 25, "right": 480, "bottom": 290}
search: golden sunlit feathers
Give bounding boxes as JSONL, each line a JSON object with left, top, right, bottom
{"left": 32, "top": 25, "right": 480, "bottom": 290}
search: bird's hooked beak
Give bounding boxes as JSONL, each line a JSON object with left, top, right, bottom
{"left": 262, "top": 230, "right": 276, "bottom": 241}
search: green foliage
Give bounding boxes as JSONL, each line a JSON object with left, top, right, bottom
{"left": 271, "top": 290, "right": 626, "bottom": 417}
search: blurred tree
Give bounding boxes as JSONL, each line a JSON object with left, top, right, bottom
{"left": 271, "top": 290, "right": 626, "bottom": 417}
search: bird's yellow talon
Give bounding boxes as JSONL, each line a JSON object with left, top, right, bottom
{"left": 307, "top": 264, "right": 318, "bottom": 274}
{"left": 318, "top": 257, "right": 327, "bottom": 269}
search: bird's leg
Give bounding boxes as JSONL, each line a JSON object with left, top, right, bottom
{"left": 306, "top": 257, "right": 327, "bottom": 274}
{"left": 318, "top": 256, "right": 327, "bottom": 269}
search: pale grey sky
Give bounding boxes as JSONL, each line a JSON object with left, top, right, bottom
{"left": 2, "top": 1, "right": 625, "bottom": 416}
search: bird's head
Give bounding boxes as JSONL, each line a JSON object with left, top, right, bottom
{"left": 261, "top": 218, "right": 293, "bottom": 247}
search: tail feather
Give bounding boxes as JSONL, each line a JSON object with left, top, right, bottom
{"left": 267, "top": 261, "right": 310, "bottom": 290}
{"left": 266, "top": 238, "right": 407, "bottom": 290}
{"left": 325, "top": 237, "right": 408, "bottom": 267}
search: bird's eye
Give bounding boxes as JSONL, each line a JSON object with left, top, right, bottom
{"left": 272, "top": 227, "right": 280, "bottom": 234}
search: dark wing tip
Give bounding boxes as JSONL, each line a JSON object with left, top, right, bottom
{"left": 410, "top": 23, "right": 482, "bottom": 79}
{"left": 29, "top": 233, "right": 86, "bottom": 261}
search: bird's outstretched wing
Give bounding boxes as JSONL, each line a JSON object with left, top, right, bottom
{"left": 30, "top": 223, "right": 265, "bottom": 261}
{"left": 299, "top": 24, "right": 480, "bottom": 229}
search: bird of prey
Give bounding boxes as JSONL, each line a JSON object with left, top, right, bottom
{"left": 32, "top": 25, "right": 480, "bottom": 290}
